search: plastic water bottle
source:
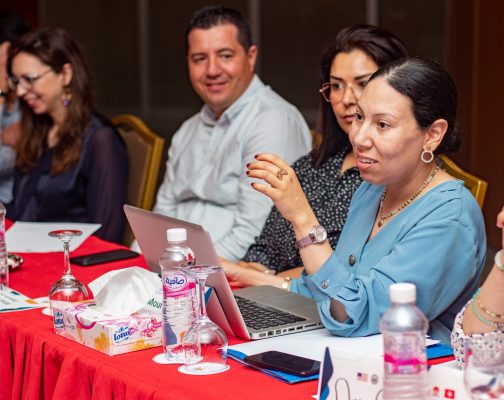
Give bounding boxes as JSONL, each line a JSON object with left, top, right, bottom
{"left": 0, "top": 202, "right": 8, "bottom": 290}
{"left": 380, "top": 283, "right": 429, "bottom": 399}
{"left": 160, "top": 228, "right": 197, "bottom": 363}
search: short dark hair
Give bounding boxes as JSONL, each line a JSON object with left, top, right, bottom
{"left": 313, "top": 25, "right": 408, "bottom": 167}
{"left": 185, "top": 5, "right": 252, "bottom": 53}
{"left": 369, "top": 57, "right": 460, "bottom": 154}
{"left": 0, "top": 11, "right": 30, "bottom": 44}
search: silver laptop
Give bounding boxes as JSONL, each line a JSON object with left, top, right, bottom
{"left": 124, "top": 205, "right": 323, "bottom": 340}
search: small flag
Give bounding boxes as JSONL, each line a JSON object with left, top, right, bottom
{"left": 356, "top": 372, "right": 368, "bottom": 382}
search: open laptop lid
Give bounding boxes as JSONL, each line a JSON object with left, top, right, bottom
{"left": 124, "top": 204, "right": 250, "bottom": 339}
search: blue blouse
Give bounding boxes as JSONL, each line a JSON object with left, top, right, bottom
{"left": 290, "top": 180, "right": 486, "bottom": 344}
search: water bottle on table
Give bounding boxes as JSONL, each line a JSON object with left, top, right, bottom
{"left": 380, "top": 283, "right": 429, "bottom": 399}
{"left": 160, "top": 228, "right": 197, "bottom": 363}
{"left": 0, "top": 202, "right": 8, "bottom": 290}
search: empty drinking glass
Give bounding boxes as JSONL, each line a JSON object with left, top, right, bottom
{"left": 464, "top": 337, "right": 504, "bottom": 399}
{"left": 180, "top": 264, "right": 228, "bottom": 375}
{"left": 48, "top": 230, "right": 90, "bottom": 320}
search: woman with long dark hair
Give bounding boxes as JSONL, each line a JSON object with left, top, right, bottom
{"left": 7, "top": 28, "right": 127, "bottom": 242}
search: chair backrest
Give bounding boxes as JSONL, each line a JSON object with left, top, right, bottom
{"left": 112, "top": 114, "right": 165, "bottom": 244}
{"left": 439, "top": 154, "right": 488, "bottom": 208}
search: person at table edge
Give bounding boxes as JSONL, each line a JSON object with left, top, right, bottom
{"left": 6, "top": 28, "right": 127, "bottom": 243}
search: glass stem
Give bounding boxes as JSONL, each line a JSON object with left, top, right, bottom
{"left": 198, "top": 277, "right": 207, "bottom": 319}
{"left": 62, "top": 239, "right": 72, "bottom": 276}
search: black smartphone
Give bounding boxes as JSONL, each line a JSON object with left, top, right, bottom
{"left": 70, "top": 249, "right": 139, "bottom": 266}
{"left": 243, "top": 351, "right": 320, "bottom": 377}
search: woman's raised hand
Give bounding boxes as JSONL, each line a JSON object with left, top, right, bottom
{"left": 247, "top": 153, "right": 316, "bottom": 227}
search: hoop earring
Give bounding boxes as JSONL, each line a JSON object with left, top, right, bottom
{"left": 62, "top": 86, "right": 72, "bottom": 107}
{"left": 420, "top": 149, "right": 434, "bottom": 164}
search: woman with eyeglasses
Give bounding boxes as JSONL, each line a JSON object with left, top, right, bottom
{"left": 221, "top": 25, "right": 408, "bottom": 287}
{"left": 248, "top": 57, "right": 486, "bottom": 343}
{"left": 6, "top": 28, "right": 127, "bottom": 243}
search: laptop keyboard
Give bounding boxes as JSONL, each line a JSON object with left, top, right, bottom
{"left": 234, "top": 296, "right": 306, "bottom": 331}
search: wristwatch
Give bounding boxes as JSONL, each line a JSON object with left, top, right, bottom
{"left": 295, "top": 225, "right": 327, "bottom": 249}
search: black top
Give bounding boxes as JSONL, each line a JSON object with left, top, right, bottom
{"left": 242, "top": 147, "right": 362, "bottom": 273}
{"left": 7, "top": 113, "right": 128, "bottom": 243}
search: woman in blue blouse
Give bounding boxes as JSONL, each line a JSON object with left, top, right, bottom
{"left": 6, "top": 28, "right": 127, "bottom": 243}
{"left": 247, "top": 57, "right": 486, "bottom": 344}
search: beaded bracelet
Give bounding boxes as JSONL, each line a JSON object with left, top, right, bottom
{"left": 471, "top": 290, "right": 504, "bottom": 329}
{"left": 495, "top": 250, "right": 504, "bottom": 272}
{"left": 475, "top": 288, "right": 504, "bottom": 319}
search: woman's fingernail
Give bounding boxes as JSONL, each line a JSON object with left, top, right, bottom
{"left": 250, "top": 183, "right": 255, "bottom": 187}
{"left": 246, "top": 163, "right": 250, "bottom": 168}
{"left": 254, "top": 154, "right": 260, "bottom": 159}
{"left": 246, "top": 171, "right": 250, "bottom": 176}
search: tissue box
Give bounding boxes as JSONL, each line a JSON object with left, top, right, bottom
{"left": 53, "top": 302, "right": 163, "bottom": 356}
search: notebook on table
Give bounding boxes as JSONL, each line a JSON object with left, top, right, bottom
{"left": 124, "top": 205, "right": 323, "bottom": 340}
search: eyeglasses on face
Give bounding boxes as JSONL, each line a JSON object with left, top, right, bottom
{"left": 319, "top": 81, "right": 368, "bottom": 103}
{"left": 8, "top": 69, "right": 53, "bottom": 91}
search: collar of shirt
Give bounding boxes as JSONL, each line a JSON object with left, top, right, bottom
{"left": 200, "top": 74, "right": 265, "bottom": 127}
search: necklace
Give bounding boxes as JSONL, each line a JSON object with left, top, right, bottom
{"left": 377, "top": 166, "right": 440, "bottom": 228}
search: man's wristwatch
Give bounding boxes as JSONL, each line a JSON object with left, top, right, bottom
{"left": 295, "top": 225, "right": 327, "bottom": 249}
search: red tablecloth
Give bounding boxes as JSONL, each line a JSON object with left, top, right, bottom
{"left": 0, "top": 223, "right": 318, "bottom": 400}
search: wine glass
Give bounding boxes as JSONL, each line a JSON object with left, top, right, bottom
{"left": 180, "top": 264, "right": 229, "bottom": 375}
{"left": 48, "top": 230, "right": 89, "bottom": 317}
{"left": 464, "top": 337, "right": 504, "bottom": 399}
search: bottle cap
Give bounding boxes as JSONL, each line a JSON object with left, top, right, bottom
{"left": 166, "top": 228, "right": 186, "bottom": 242}
{"left": 389, "top": 283, "right": 416, "bottom": 304}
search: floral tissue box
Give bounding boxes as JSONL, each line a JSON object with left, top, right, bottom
{"left": 53, "top": 302, "right": 163, "bottom": 356}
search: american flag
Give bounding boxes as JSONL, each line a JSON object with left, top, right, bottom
{"left": 357, "top": 372, "right": 368, "bottom": 382}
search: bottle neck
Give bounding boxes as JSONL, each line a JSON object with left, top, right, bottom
{"left": 166, "top": 240, "right": 187, "bottom": 247}
{"left": 390, "top": 301, "right": 416, "bottom": 307}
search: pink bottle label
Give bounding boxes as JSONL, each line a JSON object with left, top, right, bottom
{"left": 383, "top": 354, "right": 427, "bottom": 374}
{"left": 383, "top": 333, "right": 427, "bottom": 374}
{"left": 162, "top": 273, "right": 196, "bottom": 298}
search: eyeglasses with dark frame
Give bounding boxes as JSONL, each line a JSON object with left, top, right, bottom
{"left": 319, "top": 81, "right": 368, "bottom": 103}
{"left": 8, "top": 69, "right": 53, "bottom": 91}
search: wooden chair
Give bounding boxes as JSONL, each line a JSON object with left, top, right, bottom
{"left": 112, "top": 114, "right": 165, "bottom": 245}
{"left": 439, "top": 154, "right": 488, "bottom": 208}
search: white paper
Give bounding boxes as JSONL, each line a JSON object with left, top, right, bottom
{"left": 229, "top": 329, "right": 438, "bottom": 362}
{"left": 0, "top": 288, "right": 44, "bottom": 312}
{"left": 6, "top": 222, "right": 101, "bottom": 252}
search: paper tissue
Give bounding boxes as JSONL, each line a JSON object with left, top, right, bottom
{"left": 53, "top": 267, "right": 164, "bottom": 356}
